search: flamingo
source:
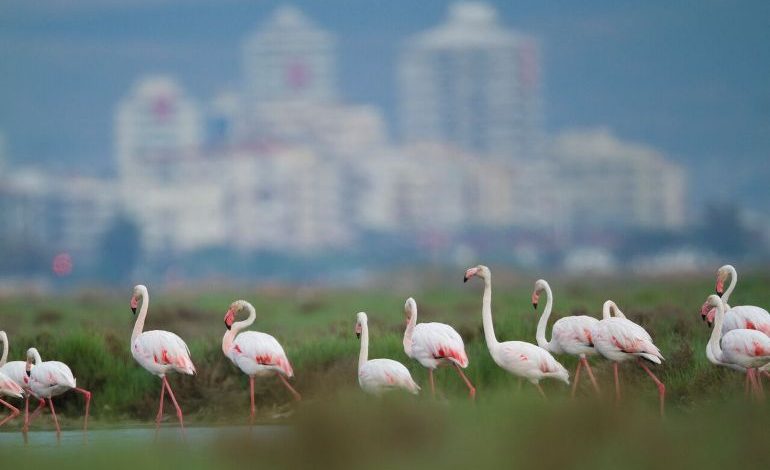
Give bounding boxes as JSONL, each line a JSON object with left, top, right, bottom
{"left": 0, "top": 331, "right": 47, "bottom": 431}
{"left": 22, "top": 347, "right": 91, "bottom": 436}
{"left": 355, "top": 312, "right": 420, "bottom": 395}
{"left": 463, "top": 266, "right": 569, "bottom": 397}
{"left": 703, "top": 294, "right": 770, "bottom": 400}
{"left": 222, "top": 300, "right": 301, "bottom": 423}
{"left": 591, "top": 300, "right": 666, "bottom": 416}
{"left": 0, "top": 331, "right": 23, "bottom": 427}
{"left": 403, "top": 297, "right": 475, "bottom": 399}
{"left": 701, "top": 265, "right": 770, "bottom": 335}
{"left": 129, "top": 284, "right": 195, "bottom": 434}
{"left": 532, "top": 279, "right": 601, "bottom": 397}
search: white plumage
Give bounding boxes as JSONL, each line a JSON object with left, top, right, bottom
{"left": 356, "top": 312, "right": 420, "bottom": 396}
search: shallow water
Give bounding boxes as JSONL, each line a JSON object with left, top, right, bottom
{"left": 0, "top": 424, "right": 287, "bottom": 449}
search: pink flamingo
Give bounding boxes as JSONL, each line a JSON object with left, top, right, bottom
{"left": 1, "top": 331, "right": 47, "bottom": 431}
{"left": 703, "top": 265, "right": 770, "bottom": 334}
{"left": 464, "top": 266, "right": 569, "bottom": 397}
{"left": 356, "top": 312, "right": 420, "bottom": 396}
{"left": 0, "top": 332, "right": 23, "bottom": 427}
{"left": 223, "top": 300, "right": 300, "bottom": 423}
{"left": 130, "top": 285, "right": 195, "bottom": 434}
{"left": 704, "top": 294, "right": 770, "bottom": 400}
{"left": 23, "top": 347, "right": 91, "bottom": 436}
{"left": 403, "top": 297, "right": 475, "bottom": 399}
{"left": 591, "top": 300, "right": 666, "bottom": 416}
{"left": 532, "top": 279, "right": 601, "bottom": 397}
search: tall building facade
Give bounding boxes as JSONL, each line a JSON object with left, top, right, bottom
{"left": 398, "top": 2, "right": 542, "bottom": 160}
{"left": 241, "top": 5, "right": 337, "bottom": 111}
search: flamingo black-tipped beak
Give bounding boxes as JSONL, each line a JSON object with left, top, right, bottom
{"left": 716, "top": 290, "right": 723, "bottom": 297}
{"left": 532, "top": 302, "right": 538, "bottom": 310}
{"left": 356, "top": 332, "right": 361, "bottom": 339}
{"left": 131, "top": 307, "right": 137, "bottom": 314}
{"left": 225, "top": 320, "right": 231, "bottom": 330}
{"left": 26, "top": 369, "right": 31, "bottom": 378}
{"left": 463, "top": 275, "right": 469, "bottom": 283}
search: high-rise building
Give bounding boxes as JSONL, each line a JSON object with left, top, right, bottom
{"left": 115, "top": 75, "right": 202, "bottom": 176}
{"left": 398, "top": 2, "right": 542, "bottom": 160}
{"left": 241, "top": 5, "right": 337, "bottom": 111}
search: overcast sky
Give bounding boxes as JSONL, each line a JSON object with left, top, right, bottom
{"left": 1, "top": 0, "right": 769, "bottom": 209}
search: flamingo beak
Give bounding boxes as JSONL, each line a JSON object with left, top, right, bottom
{"left": 355, "top": 323, "right": 362, "bottom": 339}
{"left": 532, "top": 292, "right": 539, "bottom": 310}
{"left": 130, "top": 296, "right": 138, "bottom": 315}
{"left": 224, "top": 309, "right": 235, "bottom": 330}
{"left": 716, "top": 278, "right": 724, "bottom": 297}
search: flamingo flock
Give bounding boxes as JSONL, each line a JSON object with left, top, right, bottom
{"left": 0, "top": 263, "right": 768, "bottom": 437}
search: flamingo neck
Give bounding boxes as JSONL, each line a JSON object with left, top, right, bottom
{"left": 359, "top": 322, "right": 369, "bottom": 371}
{"left": 722, "top": 266, "right": 737, "bottom": 304}
{"left": 31, "top": 348, "right": 42, "bottom": 365}
{"left": 480, "top": 276, "right": 499, "bottom": 350}
{"left": 0, "top": 332, "right": 7, "bottom": 367}
{"left": 223, "top": 304, "right": 256, "bottom": 356}
{"left": 403, "top": 306, "right": 417, "bottom": 358}
{"left": 535, "top": 284, "right": 554, "bottom": 350}
{"left": 707, "top": 301, "right": 726, "bottom": 363}
{"left": 131, "top": 288, "right": 149, "bottom": 344}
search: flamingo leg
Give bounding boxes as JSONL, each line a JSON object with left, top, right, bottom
{"left": 161, "top": 376, "right": 186, "bottom": 436}
{"left": 48, "top": 399, "right": 61, "bottom": 436}
{"left": 452, "top": 363, "right": 476, "bottom": 400}
{"left": 74, "top": 387, "right": 91, "bottom": 432}
{"left": 25, "top": 397, "right": 46, "bottom": 431}
{"left": 637, "top": 359, "right": 666, "bottom": 417}
{"left": 746, "top": 371, "right": 752, "bottom": 399}
{"left": 277, "top": 373, "right": 302, "bottom": 401}
{"left": 249, "top": 376, "right": 256, "bottom": 424}
{"left": 613, "top": 362, "right": 621, "bottom": 402}
{"left": 581, "top": 356, "right": 601, "bottom": 395}
{"left": 428, "top": 369, "right": 436, "bottom": 398}
{"left": 748, "top": 369, "right": 764, "bottom": 401}
{"left": 0, "top": 398, "right": 20, "bottom": 427}
{"left": 534, "top": 382, "right": 547, "bottom": 399}
{"left": 570, "top": 358, "right": 583, "bottom": 398}
{"left": 757, "top": 371, "right": 766, "bottom": 399}
{"left": 155, "top": 381, "right": 166, "bottom": 430}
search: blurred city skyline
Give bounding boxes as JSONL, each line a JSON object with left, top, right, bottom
{"left": 0, "top": 1, "right": 769, "bottom": 286}
{"left": 1, "top": 0, "right": 769, "bottom": 212}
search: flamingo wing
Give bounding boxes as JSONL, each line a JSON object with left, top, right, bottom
{"left": 498, "top": 341, "right": 568, "bottom": 380}
{"left": 412, "top": 323, "right": 469, "bottom": 367}
{"left": 552, "top": 316, "right": 599, "bottom": 350}
{"left": 0, "top": 361, "right": 28, "bottom": 390}
{"left": 134, "top": 330, "right": 196, "bottom": 375}
{"left": 721, "top": 329, "right": 770, "bottom": 367}
{"left": 230, "top": 331, "right": 294, "bottom": 377}
{"left": 359, "top": 359, "right": 420, "bottom": 395}
{"left": 0, "top": 370, "right": 23, "bottom": 398}
{"left": 725, "top": 306, "right": 770, "bottom": 336}
{"left": 602, "top": 318, "right": 663, "bottom": 363}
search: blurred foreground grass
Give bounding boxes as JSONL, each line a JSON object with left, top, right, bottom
{"left": 1, "top": 270, "right": 770, "bottom": 468}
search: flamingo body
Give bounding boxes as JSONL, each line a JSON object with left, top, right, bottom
{"left": 592, "top": 317, "right": 663, "bottom": 364}
{"left": 0, "top": 371, "right": 23, "bottom": 399}
{"left": 548, "top": 316, "right": 600, "bottom": 356}
{"left": 409, "top": 322, "right": 468, "bottom": 369}
{"left": 358, "top": 358, "right": 420, "bottom": 396}
{"left": 26, "top": 361, "right": 77, "bottom": 399}
{"left": 132, "top": 330, "right": 196, "bottom": 377}
{"left": 719, "top": 329, "right": 770, "bottom": 369}
{"left": 226, "top": 331, "right": 294, "bottom": 378}
{"left": 491, "top": 340, "right": 569, "bottom": 385}
{"left": 0, "top": 361, "right": 30, "bottom": 393}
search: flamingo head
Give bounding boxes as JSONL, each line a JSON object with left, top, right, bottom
{"left": 25, "top": 347, "right": 39, "bottom": 377}
{"left": 404, "top": 297, "right": 416, "bottom": 326}
{"left": 715, "top": 266, "right": 730, "bottom": 297}
{"left": 532, "top": 279, "right": 548, "bottom": 310}
{"left": 225, "top": 300, "right": 248, "bottom": 330}
{"left": 355, "top": 312, "right": 367, "bottom": 339}
{"left": 130, "top": 284, "right": 147, "bottom": 314}
{"left": 463, "top": 265, "right": 489, "bottom": 283}
{"left": 701, "top": 296, "right": 722, "bottom": 327}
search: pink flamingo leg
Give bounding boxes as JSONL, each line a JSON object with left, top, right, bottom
{"left": 581, "top": 357, "right": 601, "bottom": 395}
{"left": 637, "top": 359, "right": 666, "bottom": 417}
{"left": 0, "top": 398, "right": 20, "bottom": 427}
{"left": 613, "top": 362, "right": 621, "bottom": 402}
{"left": 249, "top": 376, "right": 256, "bottom": 424}
{"left": 74, "top": 387, "right": 91, "bottom": 432}
{"left": 453, "top": 363, "right": 476, "bottom": 400}
{"left": 570, "top": 358, "right": 583, "bottom": 398}
{"left": 277, "top": 373, "right": 302, "bottom": 401}
{"left": 48, "top": 399, "right": 61, "bottom": 436}
{"left": 155, "top": 381, "right": 166, "bottom": 429}
{"left": 161, "top": 376, "right": 185, "bottom": 436}
{"left": 746, "top": 371, "right": 752, "bottom": 399}
{"left": 748, "top": 369, "right": 763, "bottom": 401}
{"left": 428, "top": 369, "right": 436, "bottom": 398}
{"left": 534, "top": 382, "right": 547, "bottom": 399}
{"left": 25, "top": 397, "right": 46, "bottom": 430}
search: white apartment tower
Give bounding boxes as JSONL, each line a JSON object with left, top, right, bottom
{"left": 242, "top": 5, "right": 337, "bottom": 110}
{"left": 398, "top": 2, "right": 542, "bottom": 160}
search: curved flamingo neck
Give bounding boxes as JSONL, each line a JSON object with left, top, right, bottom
{"left": 30, "top": 348, "right": 42, "bottom": 364}
{"left": 707, "top": 300, "right": 726, "bottom": 363}
{"left": 132, "top": 287, "right": 149, "bottom": 344}
{"left": 722, "top": 265, "right": 737, "bottom": 304}
{"left": 223, "top": 303, "right": 256, "bottom": 356}
{"left": 535, "top": 283, "right": 554, "bottom": 350}
{"left": 480, "top": 275, "right": 499, "bottom": 350}
{"left": 359, "top": 321, "right": 369, "bottom": 371}
{"left": 403, "top": 303, "right": 417, "bottom": 357}
{"left": 601, "top": 301, "right": 614, "bottom": 320}
{"left": 0, "top": 331, "right": 8, "bottom": 367}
